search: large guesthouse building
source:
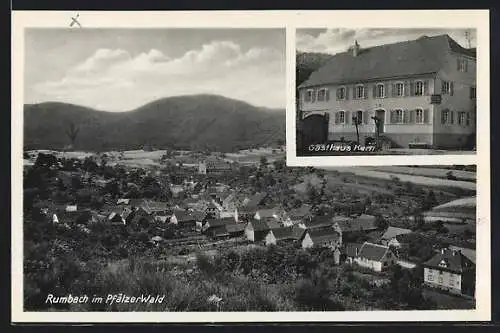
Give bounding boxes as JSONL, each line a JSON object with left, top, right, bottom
{"left": 298, "top": 35, "right": 476, "bottom": 149}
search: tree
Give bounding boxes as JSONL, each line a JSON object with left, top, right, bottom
{"left": 259, "top": 156, "right": 268, "bottom": 168}
{"left": 421, "top": 190, "right": 438, "bottom": 211}
{"left": 65, "top": 122, "right": 80, "bottom": 148}
{"left": 374, "top": 214, "right": 388, "bottom": 230}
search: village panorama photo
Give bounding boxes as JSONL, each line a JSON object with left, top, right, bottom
{"left": 296, "top": 28, "right": 478, "bottom": 157}
{"left": 12, "top": 10, "right": 489, "bottom": 322}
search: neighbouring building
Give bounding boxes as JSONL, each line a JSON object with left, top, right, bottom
{"left": 380, "top": 226, "right": 413, "bottom": 248}
{"left": 245, "top": 219, "right": 276, "bottom": 242}
{"left": 283, "top": 204, "right": 313, "bottom": 226}
{"left": 202, "top": 218, "right": 234, "bottom": 238}
{"left": 170, "top": 209, "right": 196, "bottom": 229}
{"left": 265, "top": 227, "right": 297, "bottom": 246}
{"left": 302, "top": 229, "right": 342, "bottom": 249}
{"left": 298, "top": 34, "right": 476, "bottom": 149}
{"left": 353, "top": 242, "right": 398, "bottom": 272}
{"left": 198, "top": 158, "right": 232, "bottom": 175}
{"left": 422, "top": 247, "right": 475, "bottom": 297}
{"left": 332, "top": 214, "right": 378, "bottom": 243}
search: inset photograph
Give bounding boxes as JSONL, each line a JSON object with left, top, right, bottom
{"left": 295, "top": 28, "right": 477, "bottom": 156}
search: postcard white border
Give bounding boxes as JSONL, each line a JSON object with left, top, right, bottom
{"left": 12, "top": 10, "right": 491, "bottom": 323}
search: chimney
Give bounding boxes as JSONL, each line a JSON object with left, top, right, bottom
{"left": 352, "top": 40, "right": 360, "bottom": 57}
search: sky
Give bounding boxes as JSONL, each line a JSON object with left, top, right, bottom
{"left": 25, "top": 28, "right": 285, "bottom": 111}
{"left": 296, "top": 28, "right": 477, "bottom": 55}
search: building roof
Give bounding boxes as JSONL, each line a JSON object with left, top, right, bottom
{"left": 225, "top": 223, "right": 246, "bottom": 234}
{"left": 449, "top": 245, "right": 476, "bottom": 264}
{"left": 381, "top": 226, "right": 413, "bottom": 241}
{"left": 358, "top": 242, "right": 391, "bottom": 262}
{"left": 304, "top": 216, "right": 334, "bottom": 229}
{"left": 268, "top": 227, "right": 296, "bottom": 241}
{"left": 248, "top": 219, "right": 272, "bottom": 232}
{"left": 256, "top": 206, "right": 281, "bottom": 219}
{"left": 299, "top": 34, "right": 475, "bottom": 88}
{"left": 204, "top": 218, "right": 234, "bottom": 228}
{"left": 141, "top": 200, "right": 168, "bottom": 214}
{"left": 172, "top": 209, "right": 195, "bottom": 222}
{"left": 307, "top": 229, "right": 341, "bottom": 245}
{"left": 291, "top": 225, "right": 307, "bottom": 240}
{"left": 191, "top": 210, "right": 207, "bottom": 221}
{"left": 288, "top": 204, "right": 313, "bottom": 220}
{"left": 335, "top": 214, "right": 377, "bottom": 232}
{"left": 423, "top": 248, "right": 475, "bottom": 273}
{"left": 344, "top": 243, "right": 364, "bottom": 258}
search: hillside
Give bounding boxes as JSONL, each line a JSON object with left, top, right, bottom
{"left": 296, "top": 51, "right": 333, "bottom": 88}
{"left": 24, "top": 94, "right": 285, "bottom": 152}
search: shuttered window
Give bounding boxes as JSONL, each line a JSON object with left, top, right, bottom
{"left": 337, "top": 87, "right": 346, "bottom": 100}
{"left": 305, "top": 89, "right": 314, "bottom": 102}
{"left": 441, "top": 109, "right": 450, "bottom": 124}
{"left": 336, "top": 111, "right": 346, "bottom": 124}
{"left": 414, "top": 81, "right": 424, "bottom": 96}
{"left": 458, "top": 112, "right": 466, "bottom": 125}
{"left": 470, "top": 86, "right": 476, "bottom": 99}
{"left": 415, "top": 109, "right": 424, "bottom": 124}
{"left": 355, "top": 85, "right": 365, "bottom": 99}
{"left": 317, "top": 88, "right": 327, "bottom": 101}
{"left": 376, "top": 84, "right": 385, "bottom": 98}
{"left": 391, "top": 109, "right": 403, "bottom": 124}
{"left": 395, "top": 82, "right": 404, "bottom": 97}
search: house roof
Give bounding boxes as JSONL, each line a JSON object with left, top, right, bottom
{"left": 304, "top": 216, "right": 334, "bottom": 229}
{"left": 248, "top": 219, "right": 272, "bottom": 231}
{"left": 172, "top": 210, "right": 195, "bottom": 222}
{"left": 299, "top": 34, "right": 474, "bottom": 88}
{"left": 204, "top": 218, "right": 234, "bottom": 228}
{"left": 256, "top": 206, "right": 281, "bottom": 219}
{"left": 335, "top": 214, "right": 377, "bottom": 232}
{"left": 344, "top": 243, "right": 364, "bottom": 258}
{"left": 288, "top": 204, "right": 313, "bottom": 220}
{"left": 225, "top": 223, "right": 246, "bottom": 234}
{"left": 449, "top": 245, "right": 476, "bottom": 264}
{"left": 191, "top": 210, "right": 207, "bottom": 221}
{"left": 423, "top": 248, "right": 475, "bottom": 273}
{"left": 381, "top": 226, "right": 413, "bottom": 241}
{"left": 142, "top": 200, "right": 168, "bottom": 214}
{"left": 358, "top": 242, "right": 390, "bottom": 262}
{"left": 269, "top": 227, "right": 295, "bottom": 241}
{"left": 203, "top": 158, "right": 232, "bottom": 170}
{"left": 291, "top": 225, "right": 307, "bottom": 240}
{"left": 307, "top": 229, "right": 341, "bottom": 245}
{"left": 263, "top": 218, "right": 282, "bottom": 230}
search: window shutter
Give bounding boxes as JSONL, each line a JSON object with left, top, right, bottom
{"left": 372, "top": 85, "right": 377, "bottom": 99}
{"left": 457, "top": 58, "right": 461, "bottom": 71}
{"left": 363, "top": 86, "right": 367, "bottom": 99}
{"left": 409, "top": 109, "right": 415, "bottom": 123}
{"left": 424, "top": 80, "right": 429, "bottom": 95}
{"left": 450, "top": 110, "right": 454, "bottom": 124}
{"left": 441, "top": 81, "right": 446, "bottom": 94}
{"left": 304, "top": 91, "right": 309, "bottom": 102}
{"left": 423, "top": 109, "right": 429, "bottom": 124}
{"left": 345, "top": 87, "right": 349, "bottom": 100}
{"left": 364, "top": 111, "right": 369, "bottom": 124}
{"left": 311, "top": 90, "right": 316, "bottom": 102}
{"left": 403, "top": 110, "right": 409, "bottom": 124}
{"left": 410, "top": 81, "right": 415, "bottom": 96}
{"left": 465, "top": 60, "right": 468, "bottom": 72}
{"left": 384, "top": 84, "right": 388, "bottom": 98}
{"left": 450, "top": 82, "right": 454, "bottom": 96}
{"left": 469, "top": 87, "right": 473, "bottom": 99}
{"left": 466, "top": 112, "right": 471, "bottom": 126}
{"left": 392, "top": 83, "right": 396, "bottom": 97}
{"left": 404, "top": 81, "right": 410, "bottom": 97}
{"left": 336, "top": 88, "right": 340, "bottom": 100}
{"left": 344, "top": 111, "right": 350, "bottom": 124}
{"left": 390, "top": 110, "right": 395, "bottom": 124}
{"left": 325, "top": 89, "right": 330, "bottom": 101}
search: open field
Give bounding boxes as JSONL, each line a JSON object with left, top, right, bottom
{"left": 369, "top": 166, "right": 476, "bottom": 182}
{"left": 322, "top": 167, "right": 476, "bottom": 191}
{"left": 422, "top": 289, "right": 475, "bottom": 309}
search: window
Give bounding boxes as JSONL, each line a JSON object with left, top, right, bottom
{"left": 458, "top": 58, "right": 468, "bottom": 72}
{"left": 415, "top": 81, "right": 424, "bottom": 96}
{"left": 458, "top": 112, "right": 467, "bottom": 125}
{"left": 441, "top": 109, "right": 450, "bottom": 124}
{"left": 305, "top": 89, "right": 314, "bottom": 102}
{"left": 395, "top": 82, "right": 404, "bottom": 97}
{"left": 438, "top": 276, "right": 443, "bottom": 284}
{"left": 392, "top": 109, "right": 403, "bottom": 124}
{"left": 442, "top": 81, "right": 452, "bottom": 95}
{"left": 470, "top": 86, "right": 476, "bottom": 99}
{"left": 355, "top": 85, "right": 365, "bottom": 99}
{"left": 466, "top": 112, "right": 471, "bottom": 126}
{"left": 354, "top": 110, "right": 363, "bottom": 124}
{"left": 317, "top": 88, "right": 327, "bottom": 101}
{"left": 427, "top": 273, "right": 434, "bottom": 281}
{"left": 337, "top": 87, "right": 346, "bottom": 100}
{"left": 376, "top": 83, "right": 385, "bottom": 98}
{"left": 337, "top": 111, "right": 345, "bottom": 124}
{"left": 415, "top": 108, "right": 424, "bottom": 124}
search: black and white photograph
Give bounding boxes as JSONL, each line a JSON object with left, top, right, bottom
{"left": 11, "top": 10, "right": 490, "bottom": 323}
{"left": 295, "top": 28, "right": 478, "bottom": 157}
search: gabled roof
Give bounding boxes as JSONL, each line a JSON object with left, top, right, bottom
{"left": 449, "top": 245, "right": 476, "bottom": 264}
{"left": 269, "top": 227, "right": 295, "bottom": 241}
{"left": 256, "top": 206, "right": 281, "bottom": 219}
{"left": 299, "top": 34, "right": 473, "bottom": 88}
{"left": 288, "top": 204, "right": 313, "bottom": 220}
{"left": 358, "top": 242, "right": 391, "bottom": 262}
{"left": 304, "top": 216, "right": 334, "bottom": 229}
{"left": 381, "top": 226, "right": 413, "bottom": 241}
{"left": 191, "top": 210, "right": 208, "bottom": 221}
{"left": 172, "top": 209, "right": 195, "bottom": 222}
{"left": 423, "top": 248, "right": 475, "bottom": 273}
{"left": 307, "top": 229, "right": 341, "bottom": 245}
{"left": 335, "top": 214, "right": 377, "bottom": 232}
{"left": 204, "top": 218, "right": 234, "bottom": 228}
{"left": 291, "top": 225, "right": 307, "bottom": 240}
{"left": 225, "top": 223, "right": 246, "bottom": 234}
{"left": 344, "top": 243, "right": 364, "bottom": 258}
{"left": 248, "top": 219, "right": 272, "bottom": 231}
{"left": 263, "top": 218, "right": 282, "bottom": 230}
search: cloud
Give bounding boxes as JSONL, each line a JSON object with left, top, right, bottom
{"left": 33, "top": 41, "right": 284, "bottom": 111}
{"left": 296, "top": 28, "right": 476, "bottom": 55}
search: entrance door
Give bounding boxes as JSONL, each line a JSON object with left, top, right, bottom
{"left": 375, "top": 110, "right": 385, "bottom": 134}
